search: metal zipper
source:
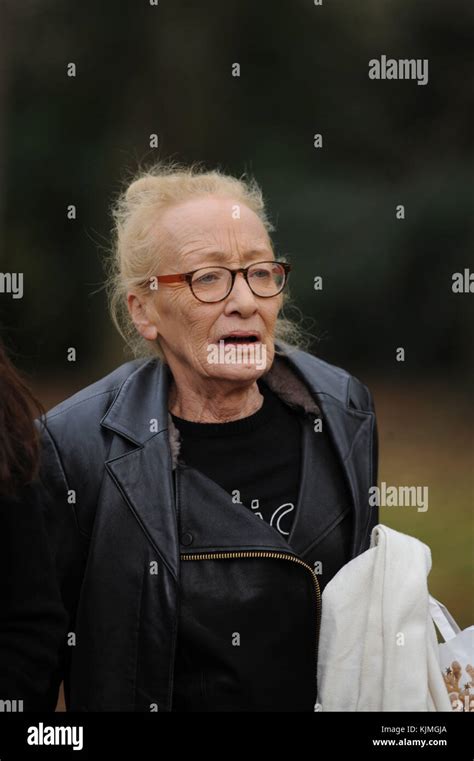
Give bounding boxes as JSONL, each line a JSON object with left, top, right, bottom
{"left": 181, "top": 549, "right": 321, "bottom": 709}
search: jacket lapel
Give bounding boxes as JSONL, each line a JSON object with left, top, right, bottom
{"left": 280, "top": 346, "right": 375, "bottom": 559}
{"left": 101, "top": 359, "right": 180, "bottom": 580}
{"left": 313, "top": 396, "right": 374, "bottom": 559}
{"left": 100, "top": 344, "right": 374, "bottom": 570}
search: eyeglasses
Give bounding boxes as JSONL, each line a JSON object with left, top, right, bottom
{"left": 148, "top": 260, "right": 291, "bottom": 303}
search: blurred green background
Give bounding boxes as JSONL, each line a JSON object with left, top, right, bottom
{"left": 0, "top": 0, "right": 472, "bottom": 629}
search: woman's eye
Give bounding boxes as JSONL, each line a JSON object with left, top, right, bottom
{"left": 251, "top": 269, "right": 271, "bottom": 279}
{"left": 196, "top": 273, "right": 219, "bottom": 284}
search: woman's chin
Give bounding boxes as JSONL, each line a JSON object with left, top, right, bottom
{"left": 203, "top": 340, "right": 272, "bottom": 381}
{"left": 207, "top": 363, "right": 267, "bottom": 382}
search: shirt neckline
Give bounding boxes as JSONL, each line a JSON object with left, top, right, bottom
{"left": 169, "top": 379, "right": 280, "bottom": 438}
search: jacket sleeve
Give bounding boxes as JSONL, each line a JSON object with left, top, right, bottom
{"left": 348, "top": 376, "right": 379, "bottom": 553}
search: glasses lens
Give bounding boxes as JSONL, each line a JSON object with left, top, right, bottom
{"left": 248, "top": 262, "right": 286, "bottom": 296}
{"left": 191, "top": 267, "right": 232, "bottom": 302}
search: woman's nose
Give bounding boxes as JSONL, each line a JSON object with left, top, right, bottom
{"left": 226, "top": 272, "right": 258, "bottom": 309}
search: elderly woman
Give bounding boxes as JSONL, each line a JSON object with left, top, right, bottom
{"left": 35, "top": 161, "right": 379, "bottom": 712}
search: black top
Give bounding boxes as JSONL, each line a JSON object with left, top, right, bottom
{"left": 170, "top": 376, "right": 355, "bottom": 711}
{"left": 170, "top": 378, "right": 302, "bottom": 538}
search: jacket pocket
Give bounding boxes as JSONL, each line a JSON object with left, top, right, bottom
{"left": 174, "top": 550, "right": 321, "bottom": 712}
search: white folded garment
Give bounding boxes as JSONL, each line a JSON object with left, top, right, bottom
{"left": 317, "top": 523, "right": 452, "bottom": 711}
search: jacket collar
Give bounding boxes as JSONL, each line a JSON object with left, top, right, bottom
{"left": 101, "top": 341, "right": 374, "bottom": 566}
{"left": 166, "top": 343, "right": 323, "bottom": 470}
{"left": 101, "top": 339, "right": 350, "bottom": 452}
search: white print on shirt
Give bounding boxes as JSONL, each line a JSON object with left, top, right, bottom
{"left": 270, "top": 503, "right": 295, "bottom": 535}
{"left": 250, "top": 499, "right": 295, "bottom": 536}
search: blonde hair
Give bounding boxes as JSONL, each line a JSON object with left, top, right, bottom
{"left": 106, "top": 159, "right": 312, "bottom": 361}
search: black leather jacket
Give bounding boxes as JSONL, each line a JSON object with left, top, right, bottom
{"left": 34, "top": 342, "right": 379, "bottom": 711}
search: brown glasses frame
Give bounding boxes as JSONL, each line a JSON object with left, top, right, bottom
{"left": 148, "top": 260, "right": 292, "bottom": 303}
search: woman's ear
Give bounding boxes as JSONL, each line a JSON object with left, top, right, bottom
{"left": 127, "top": 292, "right": 159, "bottom": 341}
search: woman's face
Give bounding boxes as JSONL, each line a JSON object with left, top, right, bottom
{"left": 128, "top": 195, "right": 282, "bottom": 385}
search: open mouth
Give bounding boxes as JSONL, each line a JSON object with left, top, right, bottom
{"left": 220, "top": 334, "right": 260, "bottom": 344}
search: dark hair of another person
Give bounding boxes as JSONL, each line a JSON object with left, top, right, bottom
{"left": 0, "top": 341, "right": 44, "bottom": 497}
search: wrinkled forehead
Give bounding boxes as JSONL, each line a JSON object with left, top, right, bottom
{"left": 154, "top": 196, "right": 273, "bottom": 269}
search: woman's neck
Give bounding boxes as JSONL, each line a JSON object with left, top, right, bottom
{"left": 168, "top": 377, "right": 264, "bottom": 423}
